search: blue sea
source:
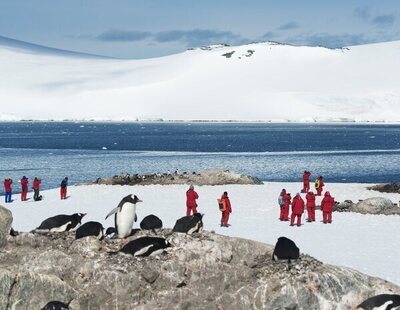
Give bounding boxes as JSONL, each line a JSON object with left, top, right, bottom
{"left": 1, "top": 122, "right": 400, "bottom": 193}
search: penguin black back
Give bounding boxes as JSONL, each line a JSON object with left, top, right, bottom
{"left": 140, "top": 214, "right": 163, "bottom": 230}
{"left": 75, "top": 221, "right": 104, "bottom": 240}
{"left": 41, "top": 300, "right": 69, "bottom": 310}
{"left": 172, "top": 213, "right": 203, "bottom": 234}
{"left": 272, "top": 237, "right": 300, "bottom": 261}
{"left": 118, "top": 236, "right": 171, "bottom": 257}
{"left": 357, "top": 294, "right": 400, "bottom": 309}
{"left": 37, "top": 213, "right": 86, "bottom": 231}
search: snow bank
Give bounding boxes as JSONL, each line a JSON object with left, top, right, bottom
{"left": 4, "top": 182, "right": 400, "bottom": 285}
{"left": 1, "top": 39, "right": 400, "bottom": 121}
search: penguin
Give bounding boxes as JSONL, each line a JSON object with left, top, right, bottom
{"left": 36, "top": 213, "right": 86, "bottom": 232}
{"left": 41, "top": 301, "right": 69, "bottom": 310}
{"left": 272, "top": 236, "right": 300, "bottom": 263}
{"left": 114, "top": 236, "right": 172, "bottom": 257}
{"left": 105, "top": 194, "right": 142, "bottom": 238}
{"left": 75, "top": 221, "right": 104, "bottom": 240}
{"left": 357, "top": 294, "right": 400, "bottom": 310}
{"left": 172, "top": 213, "right": 203, "bottom": 234}
{"left": 140, "top": 214, "right": 163, "bottom": 231}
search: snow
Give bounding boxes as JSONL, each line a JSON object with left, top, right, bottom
{"left": 1, "top": 39, "right": 400, "bottom": 122}
{"left": 4, "top": 182, "right": 400, "bottom": 285}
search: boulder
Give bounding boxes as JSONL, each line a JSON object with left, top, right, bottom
{"left": 0, "top": 205, "right": 12, "bottom": 248}
{"left": 352, "top": 197, "right": 400, "bottom": 215}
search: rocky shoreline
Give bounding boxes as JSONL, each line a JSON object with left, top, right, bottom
{"left": 334, "top": 197, "right": 400, "bottom": 215}
{"left": 92, "top": 169, "right": 263, "bottom": 186}
{"left": 1, "top": 206, "right": 399, "bottom": 309}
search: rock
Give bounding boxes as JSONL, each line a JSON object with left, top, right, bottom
{"left": 0, "top": 205, "right": 12, "bottom": 248}
{"left": 334, "top": 200, "right": 354, "bottom": 212}
{"left": 368, "top": 183, "right": 400, "bottom": 194}
{"left": 352, "top": 197, "right": 400, "bottom": 215}
{"left": 0, "top": 229, "right": 399, "bottom": 309}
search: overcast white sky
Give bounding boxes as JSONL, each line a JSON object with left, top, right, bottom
{"left": 0, "top": 0, "right": 399, "bottom": 58}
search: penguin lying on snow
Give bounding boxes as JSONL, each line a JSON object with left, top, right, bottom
{"left": 140, "top": 214, "right": 163, "bottom": 231}
{"left": 172, "top": 213, "right": 203, "bottom": 234}
{"left": 112, "top": 236, "right": 172, "bottom": 257}
{"left": 41, "top": 300, "right": 69, "bottom": 310}
{"left": 272, "top": 237, "right": 300, "bottom": 262}
{"left": 36, "top": 213, "right": 86, "bottom": 232}
{"left": 105, "top": 194, "right": 142, "bottom": 238}
{"left": 75, "top": 221, "right": 104, "bottom": 240}
{"left": 357, "top": 294, "right": 400, "bottom": 310}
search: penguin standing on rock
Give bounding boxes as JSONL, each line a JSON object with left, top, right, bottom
{"left": 113, "top": 236, "right": 172, "bottom": 257}
{"left": 35, "top": 213, "right": 86, "bottom": 232}
{"left": 75, "top": 221, "right": 104, "bottom": 240}
{"left": 105, "top": 194, "right": 142, "bottom": 238}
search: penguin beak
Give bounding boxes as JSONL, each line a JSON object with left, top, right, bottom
{"left": 137, "top": 199, "right": 143, "bottom": 203}
{"left": 82, "top": 213, "right": 87, "bottom": 217}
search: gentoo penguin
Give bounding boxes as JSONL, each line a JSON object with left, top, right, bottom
{"left": 41, "top": 300, "right": 69, "bottom": 310}
{"left": 140, "top": 214, "right": 163, "bottom": 231}
{"left": 357, "top": 294, "right": 400, "bottom": 310}
{"left": 105, "top": 194, "right": 142, "bottom": 238}
{"left": 114, "top": 236, "right": 172, "bottom": 257}
{"left": 75, "top": 221, "right": 104, "bottom": 240}
{"left": 172, "top": 213, "right": 203, "bottom": 234}
{"left": 36, "top": 213, "right": 86, "bottom": 232}
{"left": 272, "top": 237, "right": 300, "bottom": 262}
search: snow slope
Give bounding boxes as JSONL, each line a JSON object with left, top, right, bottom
{"left": 5, "top": 182, "right": 400, "bottom": 285}
{"left": 1, "top": 38, "right": 400, "bottom": 121}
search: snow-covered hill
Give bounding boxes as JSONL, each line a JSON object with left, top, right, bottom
{"left": 1, "top": 37, "right": 400, "bottom": 122}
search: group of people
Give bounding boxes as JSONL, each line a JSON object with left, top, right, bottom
{"left": 186, "top": 185, "right": 232, "bottom": 227}
{"left": 278, "top": 171, "right": 335, "bottom": 226}
{"left": 3, "top": 176, "right": 69, "bottom": 202}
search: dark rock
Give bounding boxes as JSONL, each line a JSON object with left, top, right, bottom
{"left": 0, "top": 205, "right": 12, "bottom": 248}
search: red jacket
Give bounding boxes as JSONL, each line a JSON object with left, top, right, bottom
{"left": 283, "top": 193, "right": 291, "bottom": 207}
{"left": 306, "top": 192, "right": 316, "bottom": 207}
{"left": 303, "top": 171, "right": 311, "bottom": 182}
{"left": 321, "top": 193, "right": 335, "bottom": 212}
{"left": 4, "top": 179, "right": 12, "bottom": 192}
{"left": 186, "top": 189, "right": 199, "bottom": 208}
{"left": 221, "top": 193, "right": 232, "bottom": 213}
{"left": 292, "top": 195, "right": 305, "bottom": 215}
{"left": 317, "top": 178, "right": 324, "bottom": 189}
{"left": 21, "top": 178, "right": 28, "bottom": 190}
{"left": 33, "top": 179, "right": 41, "bottom": 190}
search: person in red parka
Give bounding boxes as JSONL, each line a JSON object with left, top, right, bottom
{"left": 33, "top": 177, "right": 42, "bottom": 201}
{"left": 282, "top": 192, "right": 291, "bottom": 221}
{"left": 3, "top": 178, "right": 13, "bottom": 203}
{"left": 305, "top": 191, "right": 316, "bottom": 222}
{"left": 290, "top": 193, "right": 305, "bottom": 227}
{"left": 220, "top": 191, "right": 232, "bottom": 227}
{"left": 186, "top": 185, "right": 199, "bottom": 216}
{"left": 20, "top": 176, "right": 28, "bottom": 201}
{"left": 321, "top": 191, "right": 335, "bottom": 224}
{"left": 302, "top": 171, "right": 311, "bottom": 193}
{"left": 315, "top": 176, "right": 324, "bottom": 196}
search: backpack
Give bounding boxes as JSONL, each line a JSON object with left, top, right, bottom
{"left": 217, "top": 199, "right": 226, "bottom": 212}
{"left": 314, "top": 179, "right": 320, "bottom": 189}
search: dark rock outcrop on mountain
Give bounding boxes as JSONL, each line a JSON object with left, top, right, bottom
{"left": 368, "top": 183, "right": 400, "bottom": 194}
{"left": 1, "top": 228, "right": 399, "bottom": 309}
{"left": 92, "top": 169, "right": 263, "bottom": 186}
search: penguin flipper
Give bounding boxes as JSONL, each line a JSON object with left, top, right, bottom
{"left": 105, "top": 206, "right": 120, "bottom": 220}
{"left": 134, "top": 213, "right": 138, "bottom": 222}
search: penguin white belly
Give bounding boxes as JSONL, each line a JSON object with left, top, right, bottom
{"left": 116, "top": 204, "right": 136, "bottom": 238}
{"left": 50, "top": 221, "right": 72, "bottom": 232}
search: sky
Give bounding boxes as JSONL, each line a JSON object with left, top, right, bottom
{"left": 0, "top": 0, "right": 399, "bottom": 59}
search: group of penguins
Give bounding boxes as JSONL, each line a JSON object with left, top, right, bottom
{"left": 34, "top": 194, "right": 204, "bottom": 257}
{"left": 18, "top": 193, "right": 400, "bottom": 310}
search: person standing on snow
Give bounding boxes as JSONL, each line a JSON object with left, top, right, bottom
{"left": 20, "top": 176, "right": 29, "bottom": 201}
{"left": 3, "top": 178, "right": 13, "bottom": 203}
{"left": 278, "top": 189, "right": 286, "bottom": 221}
{"left": 302, "top": 171, "right": 311, "bottom": 193}
{"left": 321, "top": 191, "right": 335, "bottom": 224}
{"left": 305, "top": 191, "right": 316, "bottom": 222}
{"left": 60, "top": 176, "right": 68, "bottom": 200}
{"left": 315, "top": 176, "right": 324, "bottom": 196}
{"left": 290, "top": 193, "right": 305, "bottom": 227}
{"left": 33, "top": 177, "right": 41, "bottom": 201}
{"left": 186, "top": 184, "right": 199, "bottom": 216}
{"left": 220, "top": 191, "right": 232, "bottom": 227}
{"left": 282, "top": 192, "right": 292, "bottom": 221}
